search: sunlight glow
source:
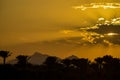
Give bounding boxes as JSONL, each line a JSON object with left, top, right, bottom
{"left": 97, "top": 17, "right": 120, "bottom": 25}
{"left": 60, "top": 30, "right": 74, "bottom": 34}
{"left": 73, "top": 3, "right": 120, "bottom": 10}
{"left": 98, "top": 18, "right": 105, "bottom": 21}
{"left": 103, "top": 40, "right": 113, "bottom": 46}
{"left": 107, "top": 33, "right": 118, "bottom": 36}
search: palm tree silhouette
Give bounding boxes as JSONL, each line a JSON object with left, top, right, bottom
{"left": 0, "top": 50, "right": 11, "bottom": 65}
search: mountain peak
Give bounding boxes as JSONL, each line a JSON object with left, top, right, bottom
{"left": 66, "top": 55, "right": 79, "bottom": 60}
{"left": 28, "top": 52, "right": 49, "bottom": 65}
{"left": 32, "top": 52, "right": 48, "bottom": 57}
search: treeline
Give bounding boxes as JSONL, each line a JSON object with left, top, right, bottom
{"left": 0, "top": 50, "right": 120, "bottom": 80}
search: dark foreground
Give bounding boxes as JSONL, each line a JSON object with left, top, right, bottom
{"left": 0, "top": 55, "right": 120, "bottom": 80}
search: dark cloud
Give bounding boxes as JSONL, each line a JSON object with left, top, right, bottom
{"left": 80, "top": 17, "right": 120, "bottom": 45}
{"left": 87, "top": 25, "right": 120, "bottom": 34}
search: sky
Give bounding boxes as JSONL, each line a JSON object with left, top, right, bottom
{"left": 1, "top": 0, "right": 120, "bottom": 60}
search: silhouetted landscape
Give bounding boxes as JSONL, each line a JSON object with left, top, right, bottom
{"left": 0, "top": 50, "right": 120, "bottom": 80}
{"left": 1, "top": 0, "right": 120, "bottom": 80}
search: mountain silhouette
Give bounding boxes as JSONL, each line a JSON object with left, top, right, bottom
{"left": 28, "top": 52, "right": 49, "bottom": 65}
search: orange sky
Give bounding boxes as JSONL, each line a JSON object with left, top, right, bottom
{"left": 1, "top": 0, "right": 120, "bottom": 61}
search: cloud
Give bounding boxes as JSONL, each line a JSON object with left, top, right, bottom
{"left": 58, "top": 17, "right": 120, "bottom": 46}
{"left": 73, "top": 3, "right": 120, "bottom": 10}
{"left": 80, "top": 17, "right": 120, "bottom": 45}
{"left": 87, "top": 17, "right": 120, "bottom": 34}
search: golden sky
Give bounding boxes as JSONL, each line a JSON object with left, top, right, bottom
{"left": 1, "top": 0, "right": 120, "bottom": 60}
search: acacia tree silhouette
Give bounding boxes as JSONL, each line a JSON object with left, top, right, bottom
{"left": 44, "top": 56, "right": 58, "bottom": 65}
{"left": 0, "top": 50, "right": 11, "bottom": 65}
{"left": 16, "top": 55, "right": 30, "bottom": 66}
{"left": 103, "top": 55, "right": 113, "bottom": 64}
{"left": 95, "top": 57, "right": 103, "bottom": 70}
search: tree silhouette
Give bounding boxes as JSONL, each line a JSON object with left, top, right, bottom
{"left": 0, "top": 50, "right": 11, "bottom": 65}
{"left": 103, "top": 55, "right": 113, "bottom": 64}
{"left": 0, "top": 52, "right": 119, "bottom": 80}
{"left": 62, "top": 58, "right": 90, "bottom": 68}
{"left": 44, "top": 56, "right": 59, "bottom": 65}
{"left": 16, "top": 55, "right": 30, "bottom": 66}
{"left": 43, "top": 56, "right": 64, "bottom": 70}
{"left": 95, "top": 57, "right": 103, "bottom": 70}
{"left": 62, "top": 59, "right": 71, "bottom": 67}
